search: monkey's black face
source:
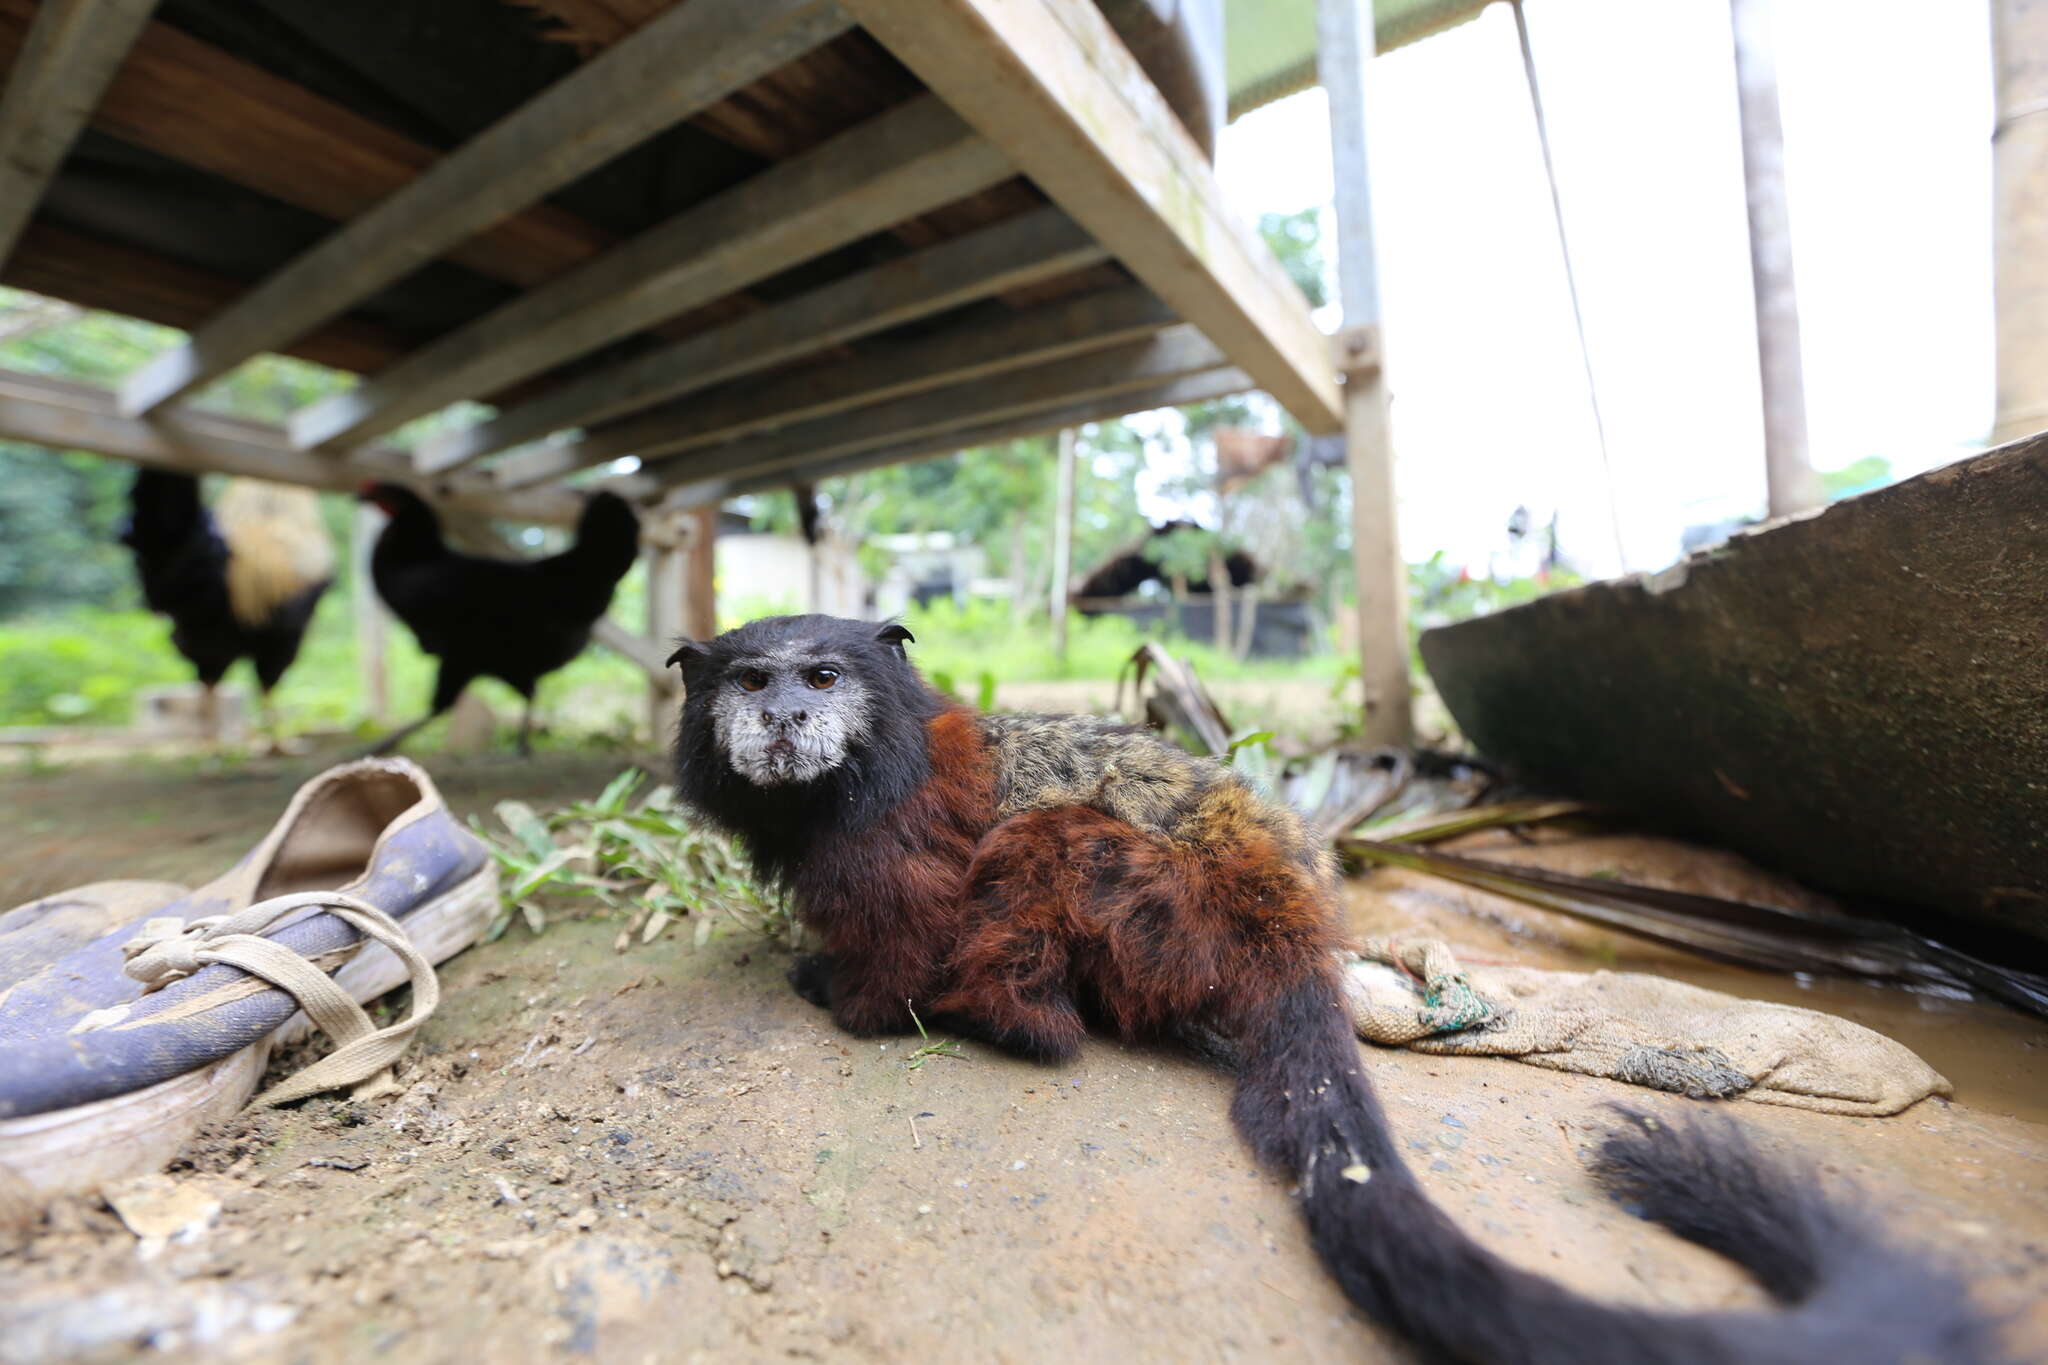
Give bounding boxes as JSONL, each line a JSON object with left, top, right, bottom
{"left": 669, "top": 615, "right": 920, "bottom": 791}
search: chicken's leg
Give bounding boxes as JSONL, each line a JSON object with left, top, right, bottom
{"left": 517, "top": 693, "right": 536, "bottom": 758}
{"left": 200, "top": 681, "right": 221, "bottom": 749}
{"left": 359, "top": 662, "right": 471, "bottom": 758}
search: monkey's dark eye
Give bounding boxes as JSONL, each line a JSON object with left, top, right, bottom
{"left": 735, "top": 670, "right": 768, "bottom": 693}
{"left": 806, "top": 667, "right": 840, "bottom": 690}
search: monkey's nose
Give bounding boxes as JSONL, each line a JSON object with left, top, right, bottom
{"left": 761, "top": 710, "right": 808, "bottom": 727}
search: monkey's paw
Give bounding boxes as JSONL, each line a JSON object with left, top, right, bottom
{"left": 787, "top": 954, "right": 834, "bottom": 1009}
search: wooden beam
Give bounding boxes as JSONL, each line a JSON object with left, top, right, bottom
{"left": 0, "top": 368, "right": 582, "bottom": 524}
{"left": 0, "top": 0, "right": 610, "bottom": 290}
{"left": 503, "top": 284, "right": 1173, "bottom": 487}
{"left": 1321, "top": 0, "right": 1411, "bottom": 747}
{"left": 293, "top": 96, "right": 1010, "bottom": 452}
{"left": 648, "top": 324, "right": 1228, "bottom": 490}
{"left": 842, "top": 0, "right": 1342, "bottom": 433}
{"left": 0, "top": 0, "right": 158, "bottom": 269}
{"left": 425, "top": 205, "right": 1106, "bottom": 477}
{"left": 2, "top": 221, "right": 408, "bottom": 374}
{"left": 118, "top": 0, "right": 854, "bottom": 416}
{"left": 670, "top": 365, "right": 1253, "bottom": 505}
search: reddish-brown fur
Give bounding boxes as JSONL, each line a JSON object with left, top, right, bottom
{"left": 792, "top": 707, "right": 1341, "bottom": 1056}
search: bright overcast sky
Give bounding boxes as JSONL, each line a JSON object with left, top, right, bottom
{"left": 1210, "top": 0, "right": 1994, "bottom": 576}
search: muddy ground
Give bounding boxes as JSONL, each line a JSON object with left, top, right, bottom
{"left": 3, "top": 750, "right": 2046, "bottom": 1364}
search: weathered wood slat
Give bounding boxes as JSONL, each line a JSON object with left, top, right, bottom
{"left": 667, "top": 365, "right": 1254, "bottom": 507}
{"left": 0, "top": 0, "right": 612, "bottom": 288}
{"left": 843, "top": 0, "right": 1342, "bottom": 433}
{"left": 426, "top": 205, "right": 1105, "bottom": 478}
{"left": 0, "top": 368, "right": 580, "bottom": 524}
{"left": 0, "top": 0, "right": 159, "bottom": 268}
{"left": 517, "top": 284, "right": 1174, "bottom": 486}
{"left": 2, "top": 222, "right": 409, "bottom": 374}
{"left": 119, "top": 0, "right": 853, "bottom": 417}
{"left": 293, "top": 96, "right": 1010, "bottom": 453}
{"left": 645, "top": 323, "right": 1226, "bottom": 490}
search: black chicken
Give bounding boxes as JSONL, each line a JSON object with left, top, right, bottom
{"left": 359, "top": 482, "right": 640, "bottom": 754}
{"left": 121, "top": 469, "right": 335, "bottom": 748}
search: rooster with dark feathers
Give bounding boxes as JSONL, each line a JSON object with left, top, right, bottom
{"left": 120, "top": 469, "right": 335, "bottom": 750}
{"left": 359, "top": 482, "right": 640, "bottom": 755}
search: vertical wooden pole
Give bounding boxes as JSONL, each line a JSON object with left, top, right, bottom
{"left": 1729, "top": 0, "right": 1823, "bottom": 517}
{"left": 1050, "top": 427, "right": 1077, "bottom": 664}
{"left": 1318, "top": 0, "right": 1412, "bottom": 747}
{"left": 1992, "top": 0, "right": 2048, "bottom": 443}
{"left": 645, "top": 525, "right": 684, "bottom": 746}
{"left": 683, "top": 504, "right": 719, "bottom": 640}
{"left": 351, "top": 502, "right": 389, "bottom": 725}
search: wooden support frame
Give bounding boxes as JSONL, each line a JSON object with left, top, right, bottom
{"left": 118, "top": 0, "right": 854, "bottom": 417}
{"left": 668, "top": 364, "right": 1253, "bottom": 507}
{"left": 431, "top": 206, "right": 1108, "bottom": 478}
{"left": 0, "top": 0, "right": 610, "bottom": 293}
{"left": 645, "top": 324, "right": 1226, "bottom": 490}
{"left": 0, "top": 0, "right": 159, "bottom": 268}
{"left": 1321, "top": 0, "right": 1412, "bottom": 747}
{"left": 0, "top": 368, "right": 582, "bottom": 525}
{"left": 293, "top": 96, "right": 1011, "bottom": 452}
{"left": 526, "top": 284, "right": 1174, "bottom": 482}
{"left": 843, "top": 0, "right": 1343, "bottom": 434}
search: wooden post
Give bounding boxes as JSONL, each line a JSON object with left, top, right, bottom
{"left": 1318, "top": 0, "right": 1412, "bottom": 747}
{"left": 351, "top": 502, "right": 389, "bottom": 725}
{"left": 1049, "top": 426, "right": 1076, "bottom": 665}
{"left": 683, "top": 505, "right": 719, "bottom": 640}
{"left": 1729, "top": 0, "right": 1822, "bottom": 517}
{"left": 1993, "top": 0, "right": 2048, "bottom": 443}
{"left": 645, "top": 525, "right": 684, "bottom": 746}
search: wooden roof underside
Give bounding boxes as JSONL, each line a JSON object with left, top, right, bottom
{"left": 0, "top": 0, "right": 1339, "bottom": 526}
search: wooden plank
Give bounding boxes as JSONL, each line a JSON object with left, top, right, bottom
{"left": 0, "top": 0, "right": 612, "bottom": 289}
{"left": 668, "top": 365, "right": 1254, "bottom": 506}
{"left": 492, "top": 283, "right": 1172, "bottom": 488}
{"left": 646, "top": 324, "right": 1226, "bottom": 490}
{"left": 424, "top": 205, "right": 1107, "bottom": 476}
{"left": 0, "top": 0, "right": 158, "bottom": 268}
{"left": 843, "top": 0, "right": 1342, "bottom": 433}
{"left": 0, "top": 368, "right": 582, "bottom": 525}
{"left": 2, "top": 221, "right": 408, "bottom": 374}
{"left": 294, "top": 96, "right": 1010, "bottom": 452}
{"left": 119, "top": 0, "right": 854, "bottom": 417}
{"left": 1321, "top": 0, "right": 1411, "bottom": 746}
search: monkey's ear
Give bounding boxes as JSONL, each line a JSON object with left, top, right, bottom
{"left": 665, "top": 640, "right": 707, "bottom": 671}
{"left": 875, "top": 623, "right": 914, "bottom": 657}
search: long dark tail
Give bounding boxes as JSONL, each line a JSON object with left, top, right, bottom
{"left": 1228, "top": 978, "right": 2004, "bottom": 1365}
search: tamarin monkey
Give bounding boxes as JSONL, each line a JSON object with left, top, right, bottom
{"left": 669, "top": 615, "right": 2000, "bottom": 1365}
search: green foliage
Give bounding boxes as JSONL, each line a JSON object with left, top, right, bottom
{"left": 473, "top": 769, "right": 792, "bottom": 947}
{"left": 1258, "top": 208, "right": 1330, "bottom": 310}
{"left": 1821, "top": 455, "right": 1894, "bottom": 501}
{"left": 0, "top": 445, "right": 137, "bottom": 615}
{"left": 0, "top": 611, "right": 186, "bottom": 724}
{"left": 899, "top": 594, "right": 1344, "bottom": 686}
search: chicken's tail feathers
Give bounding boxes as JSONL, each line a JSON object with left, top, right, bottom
{"left": 215, "top": 479, "right": 337, "bottom": 627}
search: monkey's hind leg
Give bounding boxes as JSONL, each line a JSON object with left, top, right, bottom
{"left": 928, "top": 812, "right": 1095, "bottom": 1065}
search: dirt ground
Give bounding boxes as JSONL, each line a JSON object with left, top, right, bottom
{"left": 3, "top": 751, "right": 2046, "bottom": 1364}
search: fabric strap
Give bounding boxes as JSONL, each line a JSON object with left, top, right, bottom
{"left": 119, "top": 891, "right": 440, "bottom": 1107}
